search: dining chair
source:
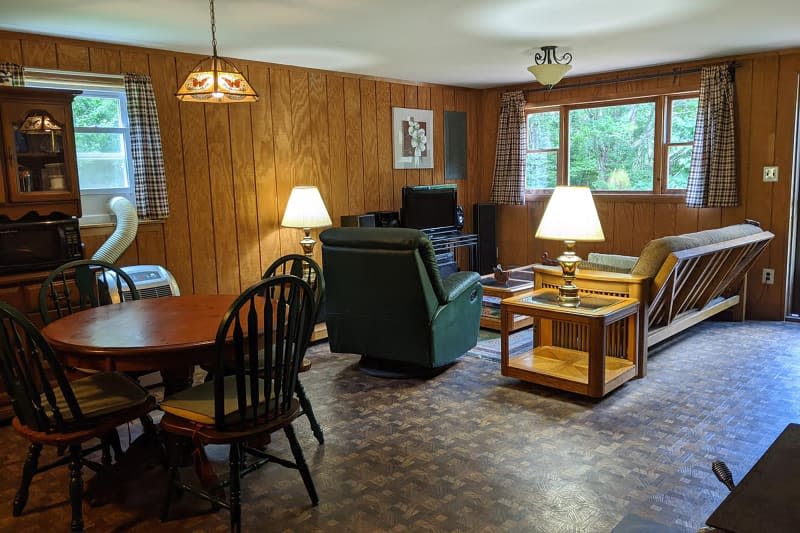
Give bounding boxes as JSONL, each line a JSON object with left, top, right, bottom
{"left": 38, "top": 258, "right": 141, "bottom": 325}
{"left": 160, "top": 275, "right": 319, "bottom": 532}
{"left": 263, "top": 254, "right": 325, "bottom": 444}
{"left": 0, "top": 301, "right": 156, "bottom": 533}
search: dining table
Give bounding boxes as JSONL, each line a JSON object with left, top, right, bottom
{"left": 41, "top": 293, "right": 243, "bottom": 394}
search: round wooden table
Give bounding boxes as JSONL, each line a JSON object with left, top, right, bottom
{"left": 41, "top": 294, "right": 240, "bottom": 393}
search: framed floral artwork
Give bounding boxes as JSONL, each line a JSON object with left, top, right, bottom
{"left": 392, "top": 107, "right": 433, "bottom": 169}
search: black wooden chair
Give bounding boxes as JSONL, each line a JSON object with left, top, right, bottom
{"left": 160, "top": 275, "right": 319, "bottom": 532}
{"left": 0, "top": 301, "right": 156, "bottom": 533}
{"left": 263, "top": 254, "right": 325, "bottom": 444}
{"left": 38, "top": 259, "right": 141, "bottom": 325}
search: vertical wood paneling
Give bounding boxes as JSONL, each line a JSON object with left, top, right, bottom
{"left": 375, "top": 81, "right": 394, "bottom": 210}
{"left": 722, "top": 60, "right": 753, "bottom": 227}
{"left": 0, "top": 38, "right": 22, "bottom": 62}
{"left": 653, "top": 203, "right": 676, "bottom": 237}
{"left": 360, "top": 80, "right": 380, "bottom": 211}
{"left": 119, "top": 49, "right": 149, "bottom": 74}
{"left": 228, "top": 67, "right": 261, "bottom": 287}
{"left": 136, "top": 225, "right": 167, "bottom": 266}
{"left": 430, "top": 86, "right": 444, "bottom": 185}
{"left": 309, "top": 72, "right": 332, "bottom": 265}
{"left": 249, "top": 64, "right": 282, "bottom": 272}
{"left": 326, "top": 75, "right": 349, "bottom": 225}
{"left": 343, "top": 77, "right": 365, "bottom": 215}
{"left": 56, "top": 43, "right": 89, "bottom": 71}
{"left": 205, "top": 104, "right": 239, "bottom": 294}
{"left": 270, "top": 69, "right": 295, "bottom": 255}
{"left": 632, "top": 203, "right": 655, "bottom": 253}
{"left": 177, "top": 57, "right": 217, "bottom": 294}
{"left": 89, "top": 47, "right": 121, "bottom": 73}
{"left": 148, "top": 53, "right": 192, "bottom": 293}
{"left": 21, "top": 40, "right": 57, "bottom": 68}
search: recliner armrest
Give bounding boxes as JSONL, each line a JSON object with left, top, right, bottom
{"left": 442, "top": 271, "right": 480, "bottom": 303}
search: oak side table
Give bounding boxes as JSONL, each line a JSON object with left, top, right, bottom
{"left": 500, "top": 289, "right": 639, "bottom": 398}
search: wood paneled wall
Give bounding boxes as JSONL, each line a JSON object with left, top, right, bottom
{"left": 478, "top": 50, "right": 800, "bottom": 320}
{"left": 0, "top": 30, "right": 481, "bottom": 295}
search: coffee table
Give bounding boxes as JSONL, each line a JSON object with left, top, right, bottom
{"left": 479, "top": 265, "right": 535, "bottom": 331}
{"left": 500, "top": 289, "right": 639, "bottom": 398}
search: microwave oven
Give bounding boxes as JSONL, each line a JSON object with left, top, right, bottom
{"left": 0, "top": 218, "right": 83, "bottom": 275}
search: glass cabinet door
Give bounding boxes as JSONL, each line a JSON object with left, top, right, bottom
{"left": 2, "top": 101, "right": 74, "bottom": 201}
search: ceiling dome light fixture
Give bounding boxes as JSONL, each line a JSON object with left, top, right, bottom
{"left": 176, "top": 0, "right": 258, "bottom": 103}
{"left": 527, "top": 46, "right": 573, "bottom": 88}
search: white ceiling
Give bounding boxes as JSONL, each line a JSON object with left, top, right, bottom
{"left": 1, "top": 0, "right": 799, "bottom": 88}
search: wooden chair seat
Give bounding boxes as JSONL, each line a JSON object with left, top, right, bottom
{"left": 44, "top": 371, "right": 152, "bottom": 426}
{"left": 161, "top": 375, "right": 275, "bottom": 425}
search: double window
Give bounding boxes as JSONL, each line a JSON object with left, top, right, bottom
{"left": 25, "top": 69, "right": 135, "bottom": 223}
{"left": 525, "top": 94, "right": 698, "bottom": 194}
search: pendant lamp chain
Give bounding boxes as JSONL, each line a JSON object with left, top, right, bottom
{"left": 209, "top": 0, "right": 218, "bottom": 58}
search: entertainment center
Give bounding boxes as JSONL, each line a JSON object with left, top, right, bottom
{"left": 341, "top": 185, "right": 479, "bottom": 277}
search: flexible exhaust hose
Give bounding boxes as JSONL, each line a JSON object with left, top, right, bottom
{"left": 91, "top": 196, "right": 139, "bottom": 263}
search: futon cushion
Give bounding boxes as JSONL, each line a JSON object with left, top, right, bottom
{"left": 583, "top": 253, "right": 639, "bottom": 273}
{"left": 160, "top": 375, "right": 273, "bottom": 425}
{"left": 46, "top": 371, "right": 151, "bottom": 423}
{"left": 630, "top": 223, "right": 764, "bottom": 278}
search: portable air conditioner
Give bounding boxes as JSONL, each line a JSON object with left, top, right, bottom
{"left": 103, "top": 264, "right": 180, "bottom": 303}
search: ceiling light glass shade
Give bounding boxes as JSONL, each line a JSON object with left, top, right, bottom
{"left": 176, "top": 56, "right": 258, "bottom": 103}
{"left": 527, "top": 63, "right": 572, "bottom": 86}
{"left": 19, "top": 110, "right": 62, "bottom": 133}
{"left": 535, "top": 186, "right": 604, "bottom": 242}
{"left": 281, "top": 186, "right": 332, "bottom": 229}
{"left": 528, "top": 45, "right": 573, "bottom": 87}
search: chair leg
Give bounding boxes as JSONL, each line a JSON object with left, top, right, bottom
{"left": 296, "top": 379, "right": 324, "bottom": 445}
{"left": 229, "top": 442, "right": 242, "bottom": 533}
{"left": 101, "top": 429, "right": 122, "bottom": 467}
{"left": 160, "top": 435, "right": 183, "bottom": 523}
{"left": 68, "top": 445, "right": 84, "bottom": 533}
{"left": 13, "top": 443, "right": 42, "bottom": 516}
{"left": 284, "top": 424, "right": 319, "bottom": 506}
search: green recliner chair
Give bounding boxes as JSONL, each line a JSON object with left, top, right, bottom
{"left": 320, "top": 227, "right": 482, "bottom": 376}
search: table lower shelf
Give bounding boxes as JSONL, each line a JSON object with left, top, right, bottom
{"left": 503, "top": 345, "right": 635, "bottom": 396}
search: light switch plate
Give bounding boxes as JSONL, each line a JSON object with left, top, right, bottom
{"left": 763, "top": 166, "right": 779, "bottom": 182}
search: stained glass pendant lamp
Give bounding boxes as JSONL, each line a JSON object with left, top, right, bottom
{"left": 176, "top": 0, "right": 258, "bottom": 103}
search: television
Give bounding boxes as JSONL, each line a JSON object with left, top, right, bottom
{"left": 401, "top": 185, "right": 457, "bottom": 229}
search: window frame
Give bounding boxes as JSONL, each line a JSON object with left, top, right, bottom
{"left": 24, "top": 69, "right": 136, "bottom": 225}
{"left": 524, "top": 91, "right": 699, "bottom": 198}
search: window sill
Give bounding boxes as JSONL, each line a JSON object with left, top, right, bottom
{"left": 524, "top": 191, "right": 687, "bottom": 204}
{"left": 79, "top": 218, "right": 164, "bottom": 229}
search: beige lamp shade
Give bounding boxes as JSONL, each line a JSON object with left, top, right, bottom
{"left": 535, "top": 186, "right": 605, "bottom": 242}
{"left": 527, "top": 63, "right": 572, "bottom": 87}
{"left": 281, "top": 186, "right": 332, "bottom": 229}
{"left": 176, "top": 56, "right": 258, "bottom": 103}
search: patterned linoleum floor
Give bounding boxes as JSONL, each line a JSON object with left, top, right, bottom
{"left": 1, "top": 320, "right": 800, "bottom": 532}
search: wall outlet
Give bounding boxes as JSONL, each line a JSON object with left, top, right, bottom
{"left": 762, "top": 268, "right": 775, "bottom": 285}
{"left": 763, "top": 166, "right": 779, "bottom": 182}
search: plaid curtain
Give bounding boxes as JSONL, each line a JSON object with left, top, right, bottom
{"left": 0, "top": 63, "right": 24, "bottom": 86}
{"left": 489, "top": 91, "right": 527, "bottom": 205}
{"left": 685, "top": 64, "right": 737, "bottom": 208}
{"left": 124, "top": 73, "right": 170, "bottom": 219}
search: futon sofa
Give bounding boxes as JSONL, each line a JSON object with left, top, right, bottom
{"left": 533, "top": 222, "right": 774, "bottom": 377}
{"left": 320, "top": 227, "right": 483, "bottom": 375}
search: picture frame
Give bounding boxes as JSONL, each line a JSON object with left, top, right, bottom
{"left": 392, "top": 107, "right": 434, "bottom": 169}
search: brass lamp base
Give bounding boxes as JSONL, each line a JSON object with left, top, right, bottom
{"left": 299, "top": 228, "right": 316, "bottom": 257}
{"left": 556, "top": 240, "right": 582, "bottom": 307}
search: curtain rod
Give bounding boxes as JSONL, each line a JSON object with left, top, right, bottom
{"left": 524, "top": 62, "right": 742, "bottom": 94}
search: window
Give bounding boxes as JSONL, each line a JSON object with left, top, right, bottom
{"left": 25, "top": 69, "right": 135, "bottom": 224}
{"left": 525, "top": 93, "right": 698, "bottom": 194}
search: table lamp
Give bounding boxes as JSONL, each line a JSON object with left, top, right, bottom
{"left": 19, "top": 109, "right": 62, "bottom": 152}
{"left": 281, "top": 185, "right": 332, "bottom": 256}
{"left": 535, "top": 186, "right": 605, "bottom": 307}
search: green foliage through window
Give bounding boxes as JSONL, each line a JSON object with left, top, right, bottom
{"left": 71, "top": 92, "right": 131, "bottom": 190}
{"left": 525, "top": 94, "right": 699, "bottom": 193}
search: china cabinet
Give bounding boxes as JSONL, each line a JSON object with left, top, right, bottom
{"left": 0, "top": 86, "right": 81, "bottom": 220}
